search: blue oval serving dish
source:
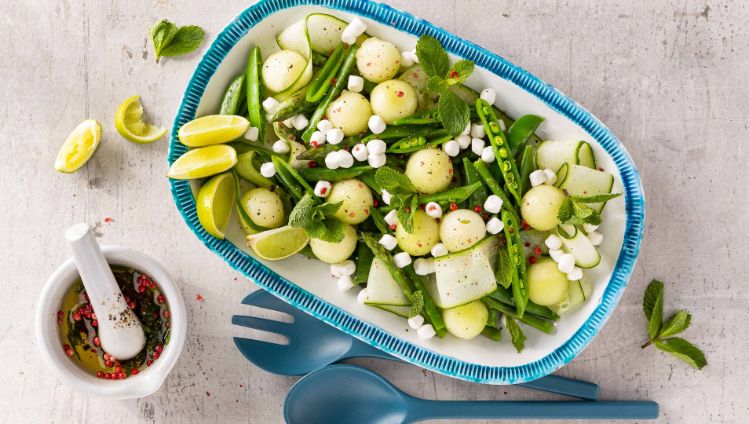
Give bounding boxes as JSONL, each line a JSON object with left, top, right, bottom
{"left": 169, "top": 0, "right": 645, "bottom": 384}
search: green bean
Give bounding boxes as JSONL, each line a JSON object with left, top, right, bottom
{"left": 303, "top": 44, "right": 359, "bottom": 143}
{"left": 219, "top": 74, "right": 246, "bottom": 115}
{"left": 418, "top": 182, "right": 481, "bottom": 205}
{"left": 245, "top": 46, "right": 264, "bottom": 142}
{"left": 473, "top": 160, "right": 517, "bottom": 216}
{"left": 235, "top": 151, "right": 274, "bottom": 188}
{"left": 361, "top": 125, "right": 440, "bottom": 143}
{"left": 481, "top": 326, "right": 502, "bottom": 342}
{"left": 306, "top": 43, "right": 345, "bottom": 103}
{"left": 360, "top": 233, "right": 414, "bottom": 297}
{"left": 476, "top": 98, "right": 522, "bottom": 205}
{"left": 482, "top": 297, "right": 554, "bottom": 334}
{"left": 299, "top": 165, "right": 371, "bottom": 182}
{"left": 462, "top": 157, "right": 488, "bottom": 208}
{"left": 518, "top": 144, "right": 537, "bottom": 196}
{"left": 507, "top": 114, "right": 544, "bottom": 154}
{"left": 271, "top": 85, "right": 315, "bottom": 122}
{"left": 487, "top": 307, "right": 497, "bottom": 327}
{"left": 502, "top": 209, "right": 528, "bottom": 317}
{"left": 392, "top": 109, "right": 440, "bottom": 126}
{"left": 368, "top": 206, "right": 389, "bottom": 234}
{"left": 487, "top": 287, "right": 559, "bottom": 321}
{"left": 352, "top": 242, "right": 374, "bottom": 285}
{"left": 404, "top": 266, "right": 446, "bottom": 337}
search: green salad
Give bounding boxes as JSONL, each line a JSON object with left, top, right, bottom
{"left": 167, "top": 12, "right": 621, "bottom": 351}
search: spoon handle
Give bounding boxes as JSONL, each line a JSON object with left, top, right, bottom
{"left": 408, "top": 399, "right": 659, "bottom": 421}
{"left": 405, "top": 398, "right": 658, "bottom": 422}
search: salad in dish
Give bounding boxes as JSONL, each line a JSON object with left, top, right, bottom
{"left": 167, "top": 13, "right": 621, "bottom": 351}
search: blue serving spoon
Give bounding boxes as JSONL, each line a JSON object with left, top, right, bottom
{"left": 232, "top": 290, "right": 599, "bottom": 399}
{"left": 284, "top": 364, "right": 659, "bottom": 424}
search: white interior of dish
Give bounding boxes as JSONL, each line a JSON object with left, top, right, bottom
{"left": 190, "top": 5, "right": 626, "bottom": 367}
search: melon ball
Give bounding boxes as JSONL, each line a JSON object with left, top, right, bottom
{"left": 326, "top": 179, "right": 374, "bottom": 225}
{"left": 521, "top": 185, "right": 567, "bottom": 231}
{"left": 310, "top": 224, "right": 358, "bottom": 264}
{"left": 370, "top": 80, "right": 418, "bottom": 124}
{"left": 404, "top": 149, "right": 453, "bottom": 194}
{"left": 395, "top": 210, "right": 440, "bottom": 256}
{"left": 326, "top": 91, "right": 372, "bottom": 136}
{"left": 356, "top": 37, "right": 401, "bottom": 83}
{"left": 241, "top": 188, "right": 285, "bottom": 229}
{"left": 439, "top": 209, "right": 487, "bottom": 252}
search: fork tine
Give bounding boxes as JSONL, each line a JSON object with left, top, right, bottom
{"left": 232, "top": 314, "right": 291, "bottom": 335}
{"left": 240, "top": 290, "right": 297, "bottom": 315}
{"left": 233, "top": 337, "right": 309, "bottom": 376}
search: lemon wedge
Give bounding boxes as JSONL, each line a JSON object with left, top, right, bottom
{"left": 54, "top": 119, "right": 102, "bottom": 173}
{"left": 196, "top": 172, "right": 237, "bottom": 239}
{"left": 167, "top": 145, "right": 238, "bottom": 180}
{"left": 115, "top": 96, "right": 168, "bottom": 144}
{"left": 178, "top": 115, "right": 250, "bottom": 147}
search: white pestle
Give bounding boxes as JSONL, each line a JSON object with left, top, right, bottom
{"left": 65, "top": 223, "right": 146, "bottom": 360}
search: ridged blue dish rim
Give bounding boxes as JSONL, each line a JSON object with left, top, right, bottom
{"left": 168, "top": 0, "right": 645, "bottom": 384}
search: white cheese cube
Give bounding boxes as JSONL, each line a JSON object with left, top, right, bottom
{"left": 337, "top": 149, "right": 354, "bottom": 169}
{"left": 545, "top": 234, "right": 563, "bottom": 250}
{"left": 380, "top": 189, "right": 392, "bottom": 205}
{"left": 549, "top": 248, "right": 564, "bottom": 262}
{"left": 485, "top": 217, "right": 504, "bottom": 234}
{"left": 368, "top": 115, "right": 387, "bottom": 134}
{"left": 366, "top": 139, "right": 387, "bottom": 155}
{"left": 367, "top": 152, "right": 386, "bottom": 168}
{"left": 567, "top": 267, "right": 583, "bottom": 281}
{"left": 282, "top": 117, "right": 294, "bottom": 128}
{"left": 262, "top": 97, "right": 280, "bottom": 114}
{"left": 431, "top": 243, "right": 448, "bottom": 258}
{"left": 260, "top": 162, "right": 276, "bottom": 178}
{"left": 542, "top": 168, "right": 557, "bottom": 185}
{"left": 483, "top": 195, "right": 503, "bottom": 214}
{"left": 314, "top": 180, "right": 332, "bottom": 198}
{"left": 557, "top": 253, "right": 576, "bottom": 274}
{"left": 417, "top": 324, "right": 436, "bottom": 339}
{"left": 347, "top": 75, "right": 364, "bottom": 93}
{"left": 529, "top": 169, "right": 548, "bottom": 187}
{"left": 400, "top": 50, "right": 415, "bottom": 68}
{"left": 480, "top": 88, "right": 496, "bottom": 104}
{"left": 324, "top": 151, "right": 341, "bottom": 169}
{"left": 331, "top": 260, "right": 356, "bottom": 277}
{"left": 583, "top": 223, "right": 599, "bottom": 233}
{"left": 442, "top": 139, "right": 460, "bottom": 157}
{"left": 351, "top": 143, "right": 369, "bottom": 161}
{"left": 292, "top": 114, "right": 309, "bottom": 131}
{"left": 357, "top": 288, "right": 368, "bottom": 304}
{"left": 461, "top": 121, "right": 471, "bottom": 135}
{"left": 310, "top": 130, "right": 326, "bottom": 147}
{"left": 471, "top": 137, "right": 485, "bottom": 156}
{"left": 413, "top": 258, "right": 435, "bottom": 275}
{"left": 272, "top": 140, "right": 290, "bottom": 154}
{"left": 471, "top": 123, "right": 485, "bottom": 138}
{"left": 425, "top": 202, "right": 442, "bottom": 219}
{"left": 587, "top": 231, "right": 603, "bottom": 246}
{"left": 244, "top": 126, "right": 259, "bottom": 141}
{"left": 326, "top": 128, "right": 345, "bottom": 145}
{"left": 317, "top": 119, "right": 334, "bottom": 133}
{"left": 337, "top": 275, "right": 354, "bottom": 291}
{"left": 393, "top": 252, "right": 412, "bottom": 268}
{"left": 384, "top": 209, "right": 398, "bottom": 226}
{"left": 378, "top": 234, "right": 397, "bottom": 251}
{"left": 481, "top": 146, "right": 496, "bottom": 163}
{"left": 407, "top": 315, "right": 424, "bottom": 330}
{"left": 456, "top": 134, "right": 471, "bottom": 149}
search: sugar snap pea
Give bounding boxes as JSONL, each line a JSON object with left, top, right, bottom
{"left": 352, "top": 242, "right": 374, "bottom": 285}
{"left": 487, "top": 287, "right": 558, "bottom": 321}
{"left": 501, "top": 209, "right": 528, "bottom": 317}
{"left": 462, "top": 157, "right": 488, "bottom": 209}
{"left": 246, "top": 46, "right": 264, "bottom": 142}
{"left": 303, "top": 44, "right": 359, "bottom": 143}
{"left": 507, "top": 114, "right": 544, "bottom": 155}
{"left": 518, "top": 144, "right": 536, "bottom": 196}
{"left": 481, "top": 326, "right": 502, "bottom": 342}
{"left": 299, "top": 165, "right": 371, "bottom": 182}
{"left": 220, "top": 74, "right": 246, "bottom": 115}
{"left": 306, "top": 43, "right": 345, "bottom": 103}
{"left": 392, "top": 109, "right": 440, "bottom": 126}
{"left": 473, "top": 160, "right": 517, "bottom": 216}
{"left": 417, "top": 182, "right": 481, "bottom": 205}
{"left": 481, "top": 297, "right": 554, "bottom": 334}
{"left": 271, "top": 86, "right": 316, "bottom": 122}
{"left": 476, "top": 98, "right": 522, "bottom": 205}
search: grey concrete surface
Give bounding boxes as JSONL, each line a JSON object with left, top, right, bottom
{"left": 1, "top": 0, "right": 747, "bottom": 422}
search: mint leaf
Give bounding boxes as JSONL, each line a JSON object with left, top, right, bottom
{"left": 572, "top": 193, "right": 622, "bottom": 203}
{"left": 316, "top": 201, "right": 343, "bottom": 217}
{"left": 572, "top": 201, "right": 594, "bottom": 220}
{"left": 415, "top": 35, "right": 449, "bottom": 78}
{"left": 160, "top": 25, "right": 205, "bottom": 57}
{"left": 495, "top": 248, "right": 512, "bottom": 289}
{"left": 557, "top": 197, "right": 572, "bottom": 222}
{"left": 505, "top": 317, "right": 525, "bottom": 353}
{"left": 438, "top": 89, "right": 470, "bottom": 136}
{"left": 446, "top": 60, "right": 474, "bottom": 85}
{"left": 658, "top": 310, "right": 692, "bottom": 338}
{"left": 645, "top": 280, "right": 664, "bottom": 340}
{"left": 408, "top": 291, "right": 424, "bottom": 318}
{"left": 288, "top": 194, "right": 318, "bottom": 229}
{"left": 288, "top": 194, "right": 345, "bottom": 243}
{"left": 392, "top": 194, "right": 416, "bottom": 233}
{"left": 150, "top": 19, "right": 179, "bottom": 62}
{"left": 374, "top": 166, "right": 416, "bottom": 194}
{"left": 425, "top": 75, "right": 449, "bottom": 94}
{"left": 655, "top": 337, "right": 707, "bottom": 370}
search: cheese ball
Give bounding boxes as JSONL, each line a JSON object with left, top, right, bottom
{"left": 356, "top": 37, "right": 401, "bottom": 83}
{"left": 326, "top": 179, "right": 374, "bottom": 225}
{"left": 395, "top": 210, "right": 440, "bottom": 256}
{"left": 521, "top": 185, "right": 567, "bottom": 231}
{"left": 262, "top": 50, "right": 309, "bottom": 93}
{"left": 240, "top": 188, "right": 285, "bottom": 229}
{"left": 326, "top": 91, "right": 372, "bottom": 136}
{"left": 370, "top": 80, "right": 418, "bottom": 124}
{"left": 405, "top": 149, "right": 454, "bottom": 194}
{"left": 310, "top": 224, "right": 358, "bottom": 264}
{"left": 439, "top": 209, "right": 487, "bottom": 252}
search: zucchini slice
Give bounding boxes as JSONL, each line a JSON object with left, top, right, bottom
{"left": 364, "top": 258, "right": 411, "bottom": 306}
{"left": 551, "top": 278, "right": 592, "bottom": 315}
{"left": 373, "top": 304, "right": 412, "bottom": 318}
{"left": 557, "top": 224, "right": 601, "bottom": 269}
{"left": 557, "top": 164, "right": 615, "bottom": 213}
{"left": 536, "top": 140, "right": 596, "bottom": 173}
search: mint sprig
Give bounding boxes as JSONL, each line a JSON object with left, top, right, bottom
{"left": 288, "top": 193, "right": 346, "bottom": 243}
{"left": 416, "top": 35, "right": 474, "bottom": 136}
{"left": 505, "top": 316, "right": 526, "bottom": 353}
{"left": 641, "top": 280, "right": 707, "bottom": 369}
{"left": 150, "top": 19, "right": 205, "bottom": 62}
{"left": 375, "top": 167, "right": 418, "bottom": 233}
{"left": 408, "top": 291, "right": 425, "bottom": 318}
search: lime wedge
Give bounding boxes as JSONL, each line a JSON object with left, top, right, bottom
{"left": 115, "top": 96, "right": 168, "bottom": 144}
{"left": 54, "top": 119, "right": 102, "bottom": 173}
{"left": 167, "top": 145, "right": 238, "bottom": 180}
{"left": 178, "top": 115, "right": 250, "bottom": 147}
{"left": 247, "top": 226, "right": 309, "bottom": 260}
{"left": 196, "top": 172, "right": 236, "bottom": 239}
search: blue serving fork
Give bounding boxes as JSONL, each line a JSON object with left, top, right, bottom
{"left": 232, "top": 289, "right": 599, "bottom": 399}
